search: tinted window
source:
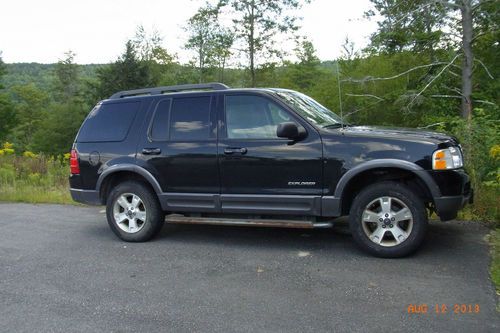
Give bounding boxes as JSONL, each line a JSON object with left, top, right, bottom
{"left": 274, "top": 91, "right": 342, "bottom": 128}
{"left": 170, "top": 97, "right": 211, "bottom": 141}
{"left": 225, "top": 95, "right": 291, "bottom": 139}
{"left": 150, "top": 99, "right": 171, "bottom": 141}
{"left": 78, "top": 101, "right": 140, "bottom": 142}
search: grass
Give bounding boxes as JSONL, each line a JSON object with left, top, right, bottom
{"left": 489, "top": 229, "right": 500, "bottom": 300}
{"left": 0, "top": 153, "right": 76, "bottom": 205}
{"left": 0, "top": 185, "right": 74, "bottom": 204}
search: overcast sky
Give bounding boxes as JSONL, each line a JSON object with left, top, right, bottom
{"left": 0, "top": 0, "right": 378, "bottom": 64}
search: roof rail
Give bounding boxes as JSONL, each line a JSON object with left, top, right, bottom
{"left": 109, "top": 82, "right": 229, "bottom": 99}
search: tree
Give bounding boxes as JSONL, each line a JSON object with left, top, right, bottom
{"left": 129, "top": 26, "right": 178, "bottom": 88}
{"left": 220, "top": 0, "right": 309, "bottom": 87}
{"left": 9, "top": 84, "right": 49, "bottom": 151}
{"left": 212, "top": 28, "right": 234, "bottom": 82}
{"left": 365, "top": 1, "right": 448, "bottom": 55}
{"left": 0, "top": 52, "right": 16, "bottom": 142}
{"left": 132, "top": 25, "right": 175, "bottom": 68}
{"left": 185, "top": 4, "right": 219, "bottom": 83}
{"left": 185, "top": 3, "right": 234, "bottom": 83}
{"left": 53, "top": 50, "right": 80, "bottom": 100}
{"left": 0, "top": 52, "right": 6, "bottom": 89}
{"left": 31, "top": 101, "right": 87, "bottom": 154}
{"left": 0, "top": 94, "right": 14, "bottom": 142}
{"left": 94, "top": 41, "right": 153, "bottom": 100}
{"left": 364, "top": 0, "right": 497, "bottom": 120}
{"left": 280, "top": 38, "right": 322, "bottom": 91}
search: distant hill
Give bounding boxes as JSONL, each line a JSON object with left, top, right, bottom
{"left": 1, "top": 61, "right": 339, "bottom": 91}
{"left": 1, "top": 63, "right": 102, "bottom": 90}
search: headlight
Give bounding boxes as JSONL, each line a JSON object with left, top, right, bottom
{"left": 432, "top": 147, "right": 463, "bottom": 170}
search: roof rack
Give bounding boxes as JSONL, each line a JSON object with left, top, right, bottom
{"left": 109, "top": 82, "right": 229, "bottom": 99}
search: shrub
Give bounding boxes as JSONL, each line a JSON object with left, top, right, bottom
{"left": 0, "top": 143, "right": 72, "bottom": 204}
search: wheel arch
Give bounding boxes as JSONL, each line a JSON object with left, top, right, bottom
{"left": 96, "top": 164, "right": 162, "bottom": 204}
{"left": 335, "top": 159, "right": 441, "bottom": 215}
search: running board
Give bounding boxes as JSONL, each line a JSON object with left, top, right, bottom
{"left": 165, "top": 215, "right": 332, "bottom": 229}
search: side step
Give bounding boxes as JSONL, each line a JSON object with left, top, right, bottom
{"left": 165, "top": 215, "right": 332, "bottom": 229}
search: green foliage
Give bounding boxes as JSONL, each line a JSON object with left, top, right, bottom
{"left": 278, "top": 39, "right": 322, "bottom": 91}
{"left": 219, "top": 0, "right": 308, "bottom": 86}
{"left": 0, "top": 92, "right": 15, "bottom": 142}
{"left": 488, "top": 229, "right": 500, "bottom": 294}
{"left": 0, "top": 52, "right": 15, "bottom": 142}
{"left": 9, "top": 83, "right": 50, "bottom": 152}
{"left": 365, "top": 0, "right": 447, "bottom": 54}
{"left": 421, "top": 108, "right": 500, "bottom": 222}
{"left": 31, "top": 100, "right": 87, "bottom": 154}
{"left": 53, "top": 50, "right": 80, "bottom": 100}
{"left": 0, "top": 146, "right": 72, "bottom": 204}
{"left": 0, "top": 63, "right": 99, "bottom": 91}
{"left": 93, "top": 41, "right": 155, "bottom": 101}
{"left": 185, "top": 3, "right": 234, "bottom": 83}
{"left": 0, "top": 52, "right": 6, "bottom": 88}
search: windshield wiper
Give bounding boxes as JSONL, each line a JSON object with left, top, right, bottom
{"left": 323, "top": 123, "right": 344, "bottom": 129}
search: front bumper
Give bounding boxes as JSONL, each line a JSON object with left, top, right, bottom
{"left": 428, "top": 169, "right": 473, "bottom": 221}
{"left": 70, "top": 188, "right": 101, "bottom": 205}
{"left": 434, "top": 189, "right": 473, "bottom": 221}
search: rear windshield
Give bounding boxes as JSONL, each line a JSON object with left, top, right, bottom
{"left": 77, "top": 101, "right": 140, "bottom": 142}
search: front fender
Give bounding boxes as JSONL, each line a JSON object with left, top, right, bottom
{"left": 321, "top": 159, "right": 441, "bottom": 217}
{"left": 334, "top": 159, "right": 441, "bottom": 198}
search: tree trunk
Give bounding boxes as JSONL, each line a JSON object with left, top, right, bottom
{"left": 199, "top": 43, "right": 203, "bottom": 84}
{"left": 249, "top": 1, "right": 256, "bottom": 87}
{"left": 220, "top": 57, "right": 226, "bottom": 83}
{"left": 460, "top": 0, "right": 473, "bottom": 120}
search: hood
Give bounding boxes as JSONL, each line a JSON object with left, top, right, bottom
{"left": 328, "top": 125, "right": 459, "bottom": 146}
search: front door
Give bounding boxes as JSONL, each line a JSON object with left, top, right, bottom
{"left": 218, "top": 92, "right": 323, "bottom": 215}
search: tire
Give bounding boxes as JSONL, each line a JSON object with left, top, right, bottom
{"left": 106, "top": 181, "right": 164, "bottom": 242}
{"left": 348, "top": 181, "right": 428, "bottom": 258}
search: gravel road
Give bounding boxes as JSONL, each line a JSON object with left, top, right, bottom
{"left": 0, "top": 203, "right": 498, "bottom": 332}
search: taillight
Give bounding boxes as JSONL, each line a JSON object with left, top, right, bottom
{"left": 70, "top": 149, "right": 80, "bottom": 175}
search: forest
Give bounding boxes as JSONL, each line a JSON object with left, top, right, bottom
{"left": 0, "top": 0, "right": 498, "bottom": 222}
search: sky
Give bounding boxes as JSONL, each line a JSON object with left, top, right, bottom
{"left": 0, "top": 0, "right": 378, "bottom": 64}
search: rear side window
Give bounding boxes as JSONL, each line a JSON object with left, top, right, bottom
{"left": 78, "top": 101, "right": 140, "bottom": 142}
{"left": 149, "top": 99, "right": 172, "bottom": 141}
{"left": 169, "top": 96, "right": 211, "bottom": 141}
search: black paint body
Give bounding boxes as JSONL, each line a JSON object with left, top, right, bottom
{"left": 70, "top": 88, "right": 472, "bottom": 221}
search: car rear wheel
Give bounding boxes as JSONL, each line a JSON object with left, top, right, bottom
{"left": 349, "top": 181, "right": 428, "bottom": 258}
{"left": 106, "top": 181, "right": 164, "bottom": 242}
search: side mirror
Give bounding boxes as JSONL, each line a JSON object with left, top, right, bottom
{"left": 277, "top": 122, "right": 306, "bottom": 140}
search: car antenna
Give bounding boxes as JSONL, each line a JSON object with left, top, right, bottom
{"left": 336, "top": 61, "right": 344, "bottom": 133}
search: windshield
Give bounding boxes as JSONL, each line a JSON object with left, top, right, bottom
{"left": 274, "top": 90, "right": 343, "bottom": 128}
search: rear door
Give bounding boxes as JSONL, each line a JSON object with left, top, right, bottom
{"left": 217, "top": 92, "right": 323, "bottom": 215}
{"left": 137, "top": 94, "right": 220, "bottom": 212}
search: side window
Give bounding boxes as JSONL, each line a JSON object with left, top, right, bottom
{"left": 225, "top": 95, "right": 292, "bottom": 139}
{"left": 78, "top": 101, "right": 140, "bottom": 142}
{"left": 149, "top": 99, "right": 171, "bottom": 141}
{"left": 170, "top": 96, "right": 211, "bottom": 141}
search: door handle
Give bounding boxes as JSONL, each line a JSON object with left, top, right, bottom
{"left": 224, "top": 147, "right": 247, "bottom": 155}
{"left": 142, "top": 148, "right": 161, "bottom": 155}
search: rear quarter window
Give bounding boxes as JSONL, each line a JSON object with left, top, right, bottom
{"left": 77, "top": 101, "right": 140, "bottom": 142}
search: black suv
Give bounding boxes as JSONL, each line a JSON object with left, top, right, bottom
{"left": 70, "top": 83, "right": 472, "bottom": 257}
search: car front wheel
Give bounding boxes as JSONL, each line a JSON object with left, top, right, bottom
{"left": 349, "top": 181, "right": 428, "bottom": 258}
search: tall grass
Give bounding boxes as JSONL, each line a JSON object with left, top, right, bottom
{"left": 0, "top": 150, "right": 74, "bottom": 204}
